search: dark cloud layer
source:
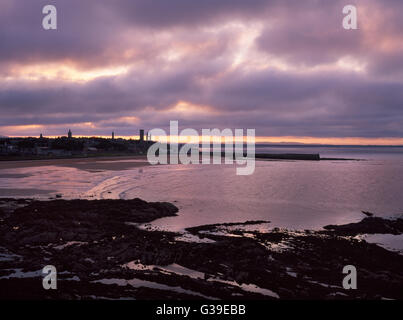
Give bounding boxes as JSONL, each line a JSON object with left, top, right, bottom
{"left": 0, "top": 0, "right": 402, "bottom": 140}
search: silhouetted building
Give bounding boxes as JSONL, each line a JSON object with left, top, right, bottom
{"left": 40, "top": 133, "right": 43, "bottom": 139}
{"left": 68, "top": 129, "right": 72, "bottom": 139}
{"left": 140, "top": 129, "right": 144, "bottom": 142}
{"left": 112, "top": 132, "right": 115, "bottom": 140}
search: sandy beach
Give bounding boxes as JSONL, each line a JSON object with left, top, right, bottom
{"left": 0, "top": 156, "right": 152, "bottom": 198}
{"left": 0, "top": 156, "right": 151, "bottom": 171}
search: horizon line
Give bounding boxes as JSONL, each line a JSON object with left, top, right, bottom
{"left": 2, "top": 134, "right": 403, "bottom": 147}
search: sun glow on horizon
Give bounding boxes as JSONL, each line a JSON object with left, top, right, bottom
{"left": 4, "top": 131, "right": 403, "bottom": 146}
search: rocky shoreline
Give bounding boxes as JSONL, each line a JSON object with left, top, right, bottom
{"left": 0, "top": 198, "right": 402, "bottom": 300}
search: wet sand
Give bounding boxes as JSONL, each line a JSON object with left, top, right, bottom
{"left": 0, "top": 156, "right": 156, "bottom": 198}
{"left": 0, "top": 156, "right": 150, "bottom": 172}
{"left": 0, "top": 188, "right": 56, "bottom": 197}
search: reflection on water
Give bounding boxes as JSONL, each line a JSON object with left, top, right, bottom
{"left": 1, "top": 156, "right": 403, "bottom": 233}
{"left": 116, "top": 160, "right": 403, "bottom": 231}
{"left": 0, "top": 165, "right": 112, "bottom": 198}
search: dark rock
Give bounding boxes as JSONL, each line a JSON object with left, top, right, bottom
{"left": 0, "top": 199, "right": 402, "bottom": 300}
{"left": 362, "top": 211, "right": 374, "bottom": 217}
{"left": 323, "top": 217, "right": 403, "bottom": 236}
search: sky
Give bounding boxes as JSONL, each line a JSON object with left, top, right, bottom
{"left": 1, "top": 0, "right": 403, "bottom": 145}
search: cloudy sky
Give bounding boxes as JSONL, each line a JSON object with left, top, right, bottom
{"left": 1, "top": 0, "right": 403, "bottom": 144}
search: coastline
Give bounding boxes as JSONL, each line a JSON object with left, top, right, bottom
{"left": 0, "top": 198, "right": 402, "bottom": 300}
{"left": 0, "top": 155, "right": 150, "bottom": 171}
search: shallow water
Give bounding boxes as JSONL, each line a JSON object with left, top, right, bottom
{"left": 1, "top": 150, "right": 403, "bottom": 234}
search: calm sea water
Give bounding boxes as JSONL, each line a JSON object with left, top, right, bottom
{"left": 1, "top": 146, "right": 403, "bottom": 234}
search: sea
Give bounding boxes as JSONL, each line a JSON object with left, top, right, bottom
{"left": 1, "top": 145, "right": 403, "bottom": 251}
